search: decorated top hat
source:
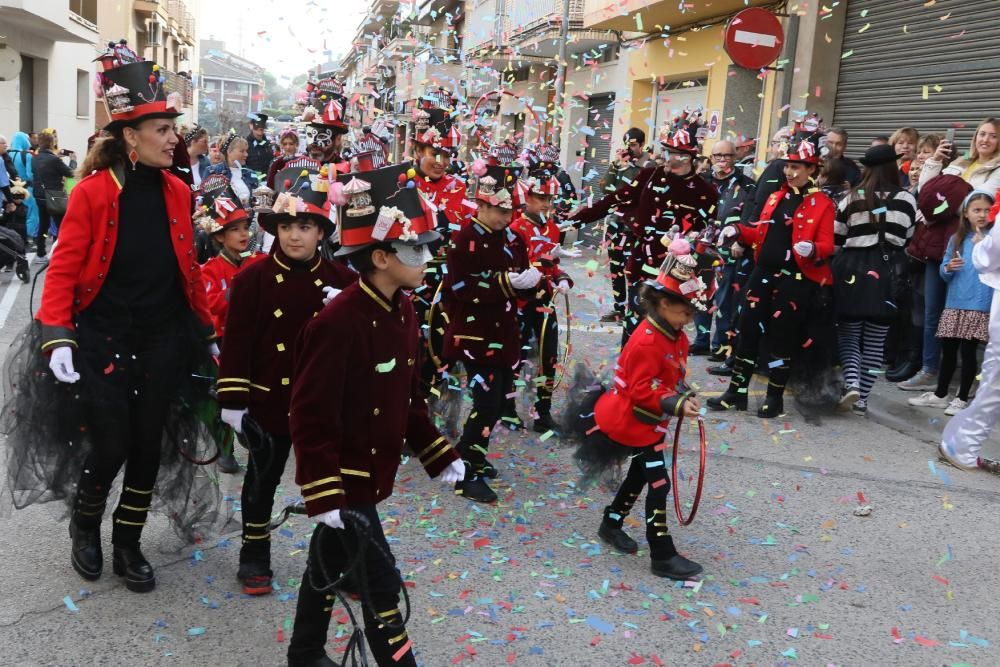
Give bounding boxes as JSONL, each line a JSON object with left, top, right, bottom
{"left": 487, "top": 140, "right": 520, "bottom": 167}
{"left": 649, "top": 237, "right": 720, "bottom": 311}
{"left": 249, "top": 112, "right": 269, "bottom": 128}
{"left": 414, "top": 107, "right": 460, "bottom": 152}
{"left": 258, "top": 167, "right": 335, "bottom": 237}
{"left": 473, "top": 164, "right": 517, "bottom": 210}
{"left": 95, "top": 40, "right": 182, "bottom": 131}
{"left": 658, "top": 123, "right": 698, "bottom": 155}
{"left": 538, "top": 142, "right": 561, "bottom": 169}
{"left": 332, "top": 163, "right": 441, "bottom": 256}
{"left": 524, "top": 172, "right": 559, "bottom": 198}
{"left": 195, "top": 174, "right": 249, "bottom": 235}
{"left": 302, "top": 77, "right": 348, "bottom": 138}
{"left": 781, "top": 114, "right": 825, "bottom": 165}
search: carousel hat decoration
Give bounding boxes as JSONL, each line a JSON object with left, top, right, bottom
{"left": 486, "top": 140, "right": 520, "bottom": 167}
{"left": 538, "top": 142, "right": 561, "bottom": 168}
{"left": 649, "top": 236, "right": 721, "bottom": 310}
{"left": 414, "top": 107, "right": 459, "bottom": 151}
{"left": 302, "top": 77, "right": 348, "bottom": 136}
{"left": 195, "top": 173, "right": 249, "bottom": 234}
{"left": 333, "top": 163, "right": 441, "bottom": 256}
{"left": 252, "top": 184, "right": 275, "bottom": 213}
{"left": 94, "top": 39, "right": 182, "bottom": 131}
{"left": 782, "top": 113, "right": 825, "bottom": 165}
{"left": 474, "top": 164, "right": 516, "bottom": 210}
{"left": 525, "top": 173, "right": 559, "bottom": 197}
{"left": 257, "top": 167, "right": 335, "bottom": 236}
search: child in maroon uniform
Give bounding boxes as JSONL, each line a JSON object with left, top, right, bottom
{"left": 566, "top": 237, "right": 719, "bottom": 580}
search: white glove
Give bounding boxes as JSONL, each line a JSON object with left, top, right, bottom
{"left": 438, "top": 459, "right": 465, "bottom": 484}
{"left": 552, "top": 245, "right": 582, "bottom": 258}
{"left": 208, "top": 342, "right": 220, "bottom": 357}
{"left": 508, "top": 267, "right": 542, "bottom": 289}
{"left": 555, "top": 279, "right": 571, "bottom": 293}
{"left": 221, "top": 408, "right": 248, "bottom": 433}
{"left": 720, "top": 225, "right": 740, "bottom": 240}
{"left": 322, "top": 286, "right": 341, "bottom": 306}
{"left": 48, "top": 346, "right": 80, "bottom": 384}
{"left": 317, "top": 509, "right": 344, "bottom": 529}
{"left": 793, "top": 241, "right": 815, "bottom": 258}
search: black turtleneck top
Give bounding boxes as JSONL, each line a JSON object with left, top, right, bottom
{"left": 85, "top": 162, "right": 185, "bottom": 329}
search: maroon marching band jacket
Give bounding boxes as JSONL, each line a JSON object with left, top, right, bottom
{"left": 289, "top": 277, "right": 459, "bottom": 516}
{"left": 442, "top": 218, "right": 531, "bottom": 369}
{"left": 36, "top": 167, "right": 214, "bottom": 350}
{"left": 569, "top": 165, "right": 718, "bottom": 280}
{"left": 216, "top": 248, "right": 356, "bottom": 435}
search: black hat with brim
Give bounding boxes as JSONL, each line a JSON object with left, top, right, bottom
{"left": 257, "top": 166, "right": 335, "bottom": 237}
{"left": 859, "top": 143, "right": 899, "bottom": 167}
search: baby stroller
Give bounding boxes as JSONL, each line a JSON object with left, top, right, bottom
{"left": 0, "top": 179, "right": 32, "bottom": 284}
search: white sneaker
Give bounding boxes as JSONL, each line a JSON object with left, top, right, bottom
{"left": 944, "top": 398, "right": 968, "bottom": 416}
{"left": 837, "top": 386, "right": 861, "bottom": 412}
{"left": 907, "top": 391, "right": 949, "bottom": 408}
{"left": 897, "top": 371, "right": 938, "bottom": 391}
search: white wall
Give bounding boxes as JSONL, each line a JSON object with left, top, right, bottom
{"left": 0, "top": 34, "right": 95, "bottom": 156}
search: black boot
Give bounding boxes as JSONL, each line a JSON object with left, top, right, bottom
{"left": 288, "top": 656, "right": 336, "bottom": 667}
{"left": 481, "top": 460, "right": 498, "bottom": 479}
{"left": 532, "top": 410, "right": 558, "bottom": 434}
{"left": 112, "top": 544, "right": 155, "bottom": 592}
{"left": 757, "top": 393, "right": 784, "bottom": 418}
{"left": 238, "top": 559, "right": 274, "bottom": 595}
{"left": 757, "top": 360, "right": 788, "bottom": 418}
{"left": 69, "top": 523, "right": 103, "bottom": 581}
{"left": 597, "top": 508, "right": 637, "bottom": 554}
{"left": 886, "top": 325, "right": 923, "bottom": 383}
{"left": 651, "top": 554, "right": 704, "bottom": 580}
{"left": 456, "top": 475, "right": 497, "bottom": 503}
{"left": 500, "top": 397, "right": 525, "bottom": 431}
{"left": 707, "top": 356, "right": 752, "bottom": 411}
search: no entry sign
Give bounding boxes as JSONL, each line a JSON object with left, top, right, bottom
{"left": 724, "top": 7, "right": 784, "bottom": 70}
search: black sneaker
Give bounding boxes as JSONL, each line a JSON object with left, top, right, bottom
{"left": 532, "top": 412, "right": 558, "bottom": 434}
{"left": 597, "top": 521, "right": 638, "bottom": 554}
{"left": 237, "top": 560, "right": 273, "bottom": 596}
{"left": 456, "top": 476, "right": 497, "bottom": 503}
{"left": 650, "top": 554, "right": 703, "bottom": 580}
{"left": 707, "top": 348, "right": 728, "bottom": 363}
{"left": 688, "top": 344, "right": 711, "bottom": 356}
{"left": 706, "top": 364, "right": 733, "bottom": 377}
{"left": 706, "top": 389, "right": 747, "bottom": 411}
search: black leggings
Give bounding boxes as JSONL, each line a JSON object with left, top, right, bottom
{"left": 240, "top": 433, "right": 292, "bottom": 566}
{"left": 936, "top": 337, "right": 980, "bottom": 401}
{"left": 457, "top": 362, "right": 515, "bottom": 474}
{"left": 607, "top": 445, "right": 677, "bottom": 560}
{"left": 519, "top": 297, "right": 558, "bottom": 412}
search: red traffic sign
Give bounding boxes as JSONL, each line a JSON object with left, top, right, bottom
{"left": 725, "top": 8, "right": 784, "bottom": 70}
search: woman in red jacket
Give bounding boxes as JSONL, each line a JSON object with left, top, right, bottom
{"left": 565, "top": 237, "right": 718, "bottom": 580}
{"left": 1, "top": 42, "right": 223, "bottom": 593}
{"left": 707, "top": 135, "right": 837, "bottom": 418}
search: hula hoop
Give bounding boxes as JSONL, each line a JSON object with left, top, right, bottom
{"left": 425, "top": 279, "right": 447, "bottom": 372}
{"left": 538, "top": 290, "right": 572, "bottom": 392}
{"left": 670, "top": 415, "right": 707, "bottom": 526}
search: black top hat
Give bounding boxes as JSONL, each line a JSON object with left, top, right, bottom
{"left": 258, "top": 167, "right": 335, "bottom": 237}
{"left": 95, "top": 40, "right": 182, "bottom": 131}
{"left": 473, "top": 164, "right": 517, "bottom": 210}
{"left": 304, "top": 77, "right": 348, "bottom": 136}
{"left": 334, "top": 163, "right": 441, "bottom": 256}
{"left": 196, "top": 173, "right": 249, "bottom": 234}
{"left": 414, "top": 107, "right": 460, "bottom": 151}
{"left": 249, "top": 112, "right": 269, "bottom": 128}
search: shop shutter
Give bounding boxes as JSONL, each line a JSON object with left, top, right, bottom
{"left": 585, "top": 93, "right": 616, "bottom": 199}
{"left": 833, "top": 0, "right": 1000, "bottom": 153}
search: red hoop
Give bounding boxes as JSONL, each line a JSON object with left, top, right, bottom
{"left": 670, "top": 416, "right": 707, "bottom": 526}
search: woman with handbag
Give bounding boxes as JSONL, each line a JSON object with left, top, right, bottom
{"left": 32, "top": 130, "right": 76, "bottom": 260}
{"left": 833, "top": 145, "right": 917, "bottom": 415}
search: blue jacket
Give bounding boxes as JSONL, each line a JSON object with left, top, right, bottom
{"left": 940, "top": 234, "right": 994, "bottom": 312}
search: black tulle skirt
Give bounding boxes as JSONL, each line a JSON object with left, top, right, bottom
{"left": 0, "top": 316, "right": 232, "bottom": 544}
{"left": 561, "top": 364, "right": 636, "bottom": 489}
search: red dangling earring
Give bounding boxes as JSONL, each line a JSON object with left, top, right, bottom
{"left": 128, "top": 148, "right": 138, "bottom": 170}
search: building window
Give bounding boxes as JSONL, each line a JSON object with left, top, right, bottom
{"left": 76, "top": 69, "right": 89, "bottom": 117}
{"left": 69, "top": 0, "right": 97, "bottom": 24}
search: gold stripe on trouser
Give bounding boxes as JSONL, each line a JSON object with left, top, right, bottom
{"left": 243, "top": 518, "right": 271, "bottom": 542}
{"left": 114, "top": 487, "right": 153, "bottom": 529}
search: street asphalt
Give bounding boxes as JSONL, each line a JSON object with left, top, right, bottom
{"left": 0, "top": 247, "right": 998, "bottom": 666}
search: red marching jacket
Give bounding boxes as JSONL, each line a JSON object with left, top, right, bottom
{"left": 734, "top": 183, "right": 836, "bottom": 285}
{"left": 416, "top": 171, "right": 474, "bottom": 231}
{"left": 200, "top": 252, "right": 267, "bottom": 340}
{"left": 509, "top": 210, "right": 573, "bottom": 302}
{"left": 595, "top": 316, "right": 692, "bottom": 447}
{"left": 36, "top": 167, "right": 214, "bottom": 351}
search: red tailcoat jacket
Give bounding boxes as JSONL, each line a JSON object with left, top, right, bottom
{"left": 734, "top": 183, "right": 836, "bottom": 286}
{"left": 415, "top": 170, "right": 473, "bottom": 231}
{"left": 595, "top": 316, "right": 693, "bottom": 447}
{"left": 36, "top": 167, "right": 213, "bottom": 351}
{"left": 289, "top": 278, "right": 459, "bottom": 516}
{"left": 201, "top": 251, "right": 267, "bottom": 340}
{"left": 570, "top": 166, "right": 718, "bottom": 282}
{"left": 509, "top": 210, "right": 574, "bottom": 304}
{"left": 216, "top": 249, "right": 356, "bottom": 435}
{"left": 443, "top": 219, "right": 530, "bottom": 368}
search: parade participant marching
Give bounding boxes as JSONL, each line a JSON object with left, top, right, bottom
{"left": 217, "top": 166, "right": 356, "bottom": 595}
{"left": 409, "top": 90, "right": 473, "bottom": 390}
{"left": 301, "top": 78, "right": 351, "bottom": 172}
{"left": 1, "top": 40, "right": 225, "bottom": 592}
{"left": 444, "top": 164, "right": 539, "bottom": 502}
{"left": 265, "top": 127, "right": 317, "bottom": 189}
{"left": 509, "top": 169, "right": 581, "bottom": 433}
{"left": 245, "top": 112, "right": 276, "bottom": 175}
{"left": 564, "top": 237, "right": 718, "bottom": 579}
{"left": 354, "top": 124, "right": 390, "bottom": 169}
{"left": 569, "top": 123, "right": 719, "bottom": 345}
{"left": 286, "top": 163, "right": 464, "bottom": 667}
{"left": 708, "top": 130, "right": 837, "bottom": 419}
{"left": 537, "top": 142, "right": 578, "bottom": 222}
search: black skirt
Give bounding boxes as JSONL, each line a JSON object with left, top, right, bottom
{"left": 832, "top": 246, "right": 903, "bottom": 324}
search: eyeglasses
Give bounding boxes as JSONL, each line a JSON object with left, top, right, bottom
{"left": 711, "top": 153, "right": 734, "bottom": 159}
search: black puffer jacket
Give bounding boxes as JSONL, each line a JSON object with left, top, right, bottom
{"left": 32, "top": 149, "right": 74, "bottom": 199}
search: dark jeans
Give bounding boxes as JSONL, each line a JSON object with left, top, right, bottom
{"left": 288, "top": 504, "right": 416, "bottom": 667}
{"left": 34, "top": 197, "right": 62, "bottom": 256}
{"left": 711, "top": 261, "right": 740, "bottom": 350}
{"left": 457, "top": 362, "right": 514, "bottom": 474}
{"left": 607, "top": 445, "right": 676, "bottom": 560}
{"left": 606, "top": 225, "right": 628, "bottom": 313}
{"left": 922, "top": 261, "right": 947, "bottom": 373}
{"left": 240, "top": 433, "right": 292, "bottom": 566}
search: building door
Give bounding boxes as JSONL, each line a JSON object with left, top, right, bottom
{"left": 833, "top": 0, "right": 1000, "bottom": 151}
{"left": 653, "top": 77, "right": 708, "bottom": 138}
{"left": 18, "top": 56, "right": 34, "bottom": 133}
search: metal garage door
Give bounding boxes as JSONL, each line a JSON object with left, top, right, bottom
{"left": 584, "top": 93, "right": 616, "bottom": 199}
{"left": 654, "top": 77, "right": 708, "bottom": 137}
{"left": 833, "top": 0, "right": 1000, "bottom": 152}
